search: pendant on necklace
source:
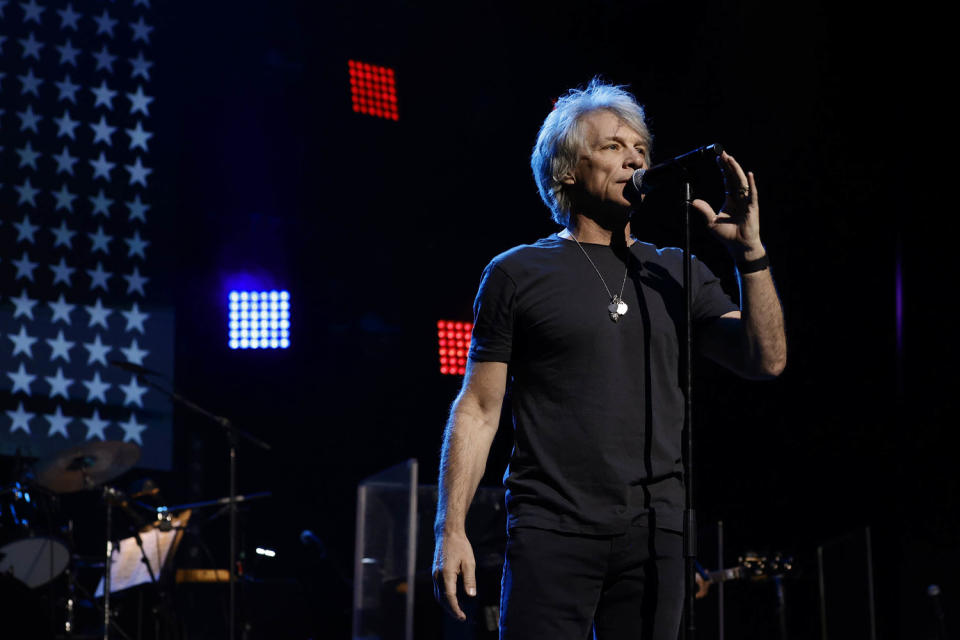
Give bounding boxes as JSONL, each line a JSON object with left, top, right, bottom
{"left": 608, "top": 295, "right": 629, "bottom": 323}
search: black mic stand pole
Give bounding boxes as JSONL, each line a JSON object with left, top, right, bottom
{"left": 126, "top": 370, "right": 272, "bottom": 640}
{"left": 681, "top": 174, "right": 698, "bottom": 640}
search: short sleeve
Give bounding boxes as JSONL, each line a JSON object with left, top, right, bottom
{"left": 468, "top": 262, "right": 516, "bottom": 363}
{"left": 692, "top": 257, "right": 739, "bottom": 323}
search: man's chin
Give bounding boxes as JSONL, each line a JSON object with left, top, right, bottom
{"left": 594, "top": 202, "right": 632, "bottom": 227}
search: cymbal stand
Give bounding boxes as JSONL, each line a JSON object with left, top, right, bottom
{"left": 105, "top": 487, "right": 160, "bottom": 587}
{"left": 68, "top": 569, "right": 134, "bottom": 640}
{"left": 103, "top": 485, "right": 114, "bottom": 640}
{"left": 129, "top": 372, "right": 272, "bottom": 640}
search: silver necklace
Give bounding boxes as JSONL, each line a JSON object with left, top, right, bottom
{"left": 568, "top": 232, "right": 630, "bottom": 323}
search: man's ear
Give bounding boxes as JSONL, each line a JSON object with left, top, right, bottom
{"left": 560, "top": 171, "right": 575, "bottom": 185}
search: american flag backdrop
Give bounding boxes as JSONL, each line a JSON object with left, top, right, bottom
{"left": 1, "top": 0, "right": 173, "bottom": 470}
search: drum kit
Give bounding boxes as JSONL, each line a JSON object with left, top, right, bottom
{"left": 2, "top": 441, "right": 140, "bottom": 587}
{"left": 1, "top": 438, "right": 269, "bottom": 639}
{"left": 0, "top": 440, "right": 159, "bottom": 637}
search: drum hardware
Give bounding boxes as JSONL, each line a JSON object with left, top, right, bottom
{"left": 101, "top": 484, "right": 147, "bottom": 640}
{"left": 0, "top": 480, "right": 71, "bottom": 588}
{"left": 4, "top": 361, "right": 276, "bottom": 639}
{"left": 33, "top": 441, "right": 141, "bottom": 495}
{"left": 31, "top": 441, "right": 141, "bottom": 639}
{"left": 109, "top": 359, "right": 274, "bottom": 640}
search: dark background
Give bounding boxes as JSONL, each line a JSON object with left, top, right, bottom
{"left": 14, "top": 0, "right": 956, "bottom": 638}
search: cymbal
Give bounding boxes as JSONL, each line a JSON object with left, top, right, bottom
{"left": 34, "top": 441, "right": 141, "bottom": 494}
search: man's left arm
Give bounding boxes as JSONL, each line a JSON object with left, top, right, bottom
{"left": 700, "top": 263, "right": 786, "bottom": 380}
{"left": 693, "top": 151, "right": 787, "bottom": 380}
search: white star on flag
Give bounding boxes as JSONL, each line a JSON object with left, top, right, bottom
{"left": 46, "top": 330, "right": 75, "bottom": 362}
{"left": 7, "top": 402, "right": 35, "bottom": 435}
{"left": 50, "top": 257, "right": 76, "bottom": 286}
{"left": 121, "top": 302, "right": 149, "bottom": 333}
{"left": 13, "top": 214, "right": 39, "bottom": 243}
{"left": 44, "top": 406, "right": 72, "bottom": 438}
{"left": 124, "top": 266, "right": 149, "bottom": 296}
{"left": 21, "top": 0, "right": 45, "bottom": 24}
{"left": 86, "top": 262, "right": 113, "bottom": 291}
{"left": 82, "top": 409, "right": 109, "bottom": 441}
{"left": 90, "top": 80, "right": 117, "bottom": 110}
{"left": 54, "top": 109, "right": 79, "bottom": 139}
{"left": 81, "top": 371, "right": 111, "bottom": 404}
{"left": 15, "top": 177, "right": 41, "bottom": 204}
{"left": 8, "top": 325, "right": 38, "bottom": 358}
{"left": 119, "top": 375, "right": 148, "bottom": 407}
{"left": 52, "top": 183, "right": 77, "bottom": 212}
{"left": 56, "top": 39, "right": 80, "bottom": 66}
{"left": 2, "top": 1, "right": 171, "bottom": 467}
{"left": 82, "top": 334, "right": 112, "bottom": 366}
{"left": 126, "top": 194, "right": 149, "bottom": 221}
{"left": 125, "top": 230, "right": 150, "bottom": 259}
{"left": 8, "top": 363, "right": 37, "bottom": 395}
{"left": 12, "top": 251, "right": 38, "bottom": 281}
{"left": 84, "top": 298, "right": 112, "bottom": 329}
{"left": 88, "top": 225, "right": 113, "bottom": 253}
{"left": 11, "top": 289, "right": 38, "bottom": 320}
{"left": 48, "top": 294, "right": 76, "bottom": 324}
{"left": 129, "top": 17, "right": 153, "bottom": 44}
{"left": 89, "top": 189, "right": 114, "bottom": 216}
{"left": 53, "top": 145, "right": 78, "bottom": 174}
{"left": 120, "top": 338, "right": 149, "bottom": 365}
{"left": 55, "top": 74, "right": 80, "bottom": 102}
{"left": 56, "top": 4, "right": 81, "bottom": 30}
{"left": 119, "top": 413, "right": 147, "bottom": 445}
{"left": 51, "top": 219, "right": 77, "bottom": 248}
{"left": 44, "top": 367, "right": 74, "bottom": 399}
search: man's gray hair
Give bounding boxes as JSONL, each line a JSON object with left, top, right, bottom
{"left": 531, "top": 78, "right": 653, "bottom": 227}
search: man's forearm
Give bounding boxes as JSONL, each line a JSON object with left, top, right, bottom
{"left": 435, "top": 397, "right": 500, "bottom": 536}
{"left": 737, "top": 265, "right": 787, "bottom": 377}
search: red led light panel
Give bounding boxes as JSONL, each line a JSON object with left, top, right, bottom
{"left": 437, "top": 320, "right": 472, "bottom": 375}
{"left": 348, "top": 60, "right": 399, "bottom": 121}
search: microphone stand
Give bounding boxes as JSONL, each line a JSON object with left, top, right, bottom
{"left": 631, "top": 143, "right": 722, "bottom": 640}
{"left": 117, "top": 365, "right": 272, "bottom": 640}
{"left": 681, "top": 175, "right": 698, "bottom": 640}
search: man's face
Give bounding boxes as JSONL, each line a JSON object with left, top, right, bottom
{"left": 563, "top": 109, "right": 649, "bottom": 218}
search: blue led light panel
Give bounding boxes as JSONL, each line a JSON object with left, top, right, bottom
{"left": 228, "top": 290, "right": 290, "bottom": 350}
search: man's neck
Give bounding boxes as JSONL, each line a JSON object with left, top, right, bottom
{"left": 561, "top": 213, "right": 635, "bottom": 246}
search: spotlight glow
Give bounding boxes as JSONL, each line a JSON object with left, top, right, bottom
{"left": 229, "top": 290, "right": 290, "bottom": 349}
{"left": 348, "top": 59, "right": 399, "bottom": 121}
{"left": 437, "top": 319, "right": 472, "bottom": 375}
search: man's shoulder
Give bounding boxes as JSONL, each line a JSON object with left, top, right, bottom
{"left": 485, "top": 234, "right": 567, "bottom": 272}
{"left": 631, "top": 239, "right": 683, "bottom": 263}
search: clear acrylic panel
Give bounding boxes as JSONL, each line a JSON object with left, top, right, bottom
{"left": 352, "top": 459, "right": 418, "bottom": 640}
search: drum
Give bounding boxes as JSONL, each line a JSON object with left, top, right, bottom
{"left": 0, "top": 482, "right": 70, "bottom": 588}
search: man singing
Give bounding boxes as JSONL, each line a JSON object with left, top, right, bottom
{"left": 432, "top": 79, "right": 786, "bottom": 639}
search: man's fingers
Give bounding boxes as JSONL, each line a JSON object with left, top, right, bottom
{"left": 721, "top": 152, "right": 749, "bottom": 186}
{"left": 747, "top": 171, "right": 759, "bottom": 206}
{"left": 690, "top": 198, "right": 714, "bottom": 223}
{"left": 462, "top": 562, "right": 477, "bottom": 597}
{"left": 443, "top": 569, "right": 466, "bottom": 621}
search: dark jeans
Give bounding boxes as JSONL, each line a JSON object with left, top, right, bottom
{"left": 498, "top": 525, "right": 684, "bottom": 640}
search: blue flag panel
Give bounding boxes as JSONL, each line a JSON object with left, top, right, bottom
{"left": 1, "top": 0, "right": 172, "bottom": 470}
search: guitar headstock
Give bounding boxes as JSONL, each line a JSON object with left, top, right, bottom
{"left": 737, "top": 550, "right": 796, "bottom": 581}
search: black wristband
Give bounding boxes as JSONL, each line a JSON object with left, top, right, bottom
{"left": 736, "top": 253, "right": 770, "bottom": 274}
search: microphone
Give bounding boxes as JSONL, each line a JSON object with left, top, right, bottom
{"left": 928, "top": 584, "right": 946, "bottom": 639}
{"left": 626, "top": 143, "right": 724, "bottom": 202}
{"left": 300, "top": 529, "right": 327, "bottom": 558}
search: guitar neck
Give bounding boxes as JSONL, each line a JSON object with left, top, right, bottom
{"left": 706, "top": 566, "right": 743, "bottom": 583}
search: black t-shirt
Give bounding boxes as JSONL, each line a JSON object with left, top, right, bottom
{"left": 469, "top": 233, "right": 738, "bottom": 534}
